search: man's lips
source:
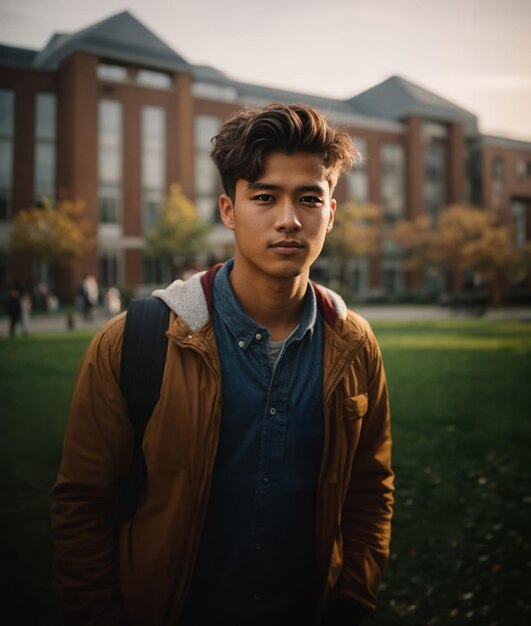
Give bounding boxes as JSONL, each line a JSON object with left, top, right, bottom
{"left": 269, "top": 240, "right": 304, "bottom": 248}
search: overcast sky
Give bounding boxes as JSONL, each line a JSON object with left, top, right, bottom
{"left": 1, "top": 0, "right": 530, "bottom": 140}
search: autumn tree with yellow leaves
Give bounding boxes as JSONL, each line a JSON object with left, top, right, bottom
{"left": 145, "top": 183, "right": 210, "bottom": 277}
{"left": 393, "top": 204, "right": 531, "bottom": 305}
{"left": 324, "top": 202, "right": 382, "bottom": 295}
{"left": 327, "top": 202, "right": 382, "bottom": 258}
{"left": 10, "top": 198, "right": 94, "bottom": 281}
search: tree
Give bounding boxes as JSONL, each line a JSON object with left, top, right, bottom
{"left": 323, "top": 202, "right": 382, "bottom": 296}
{"left": 10, "top": 198, "right": 94, "bottom": 282}
{"left": 145, "top": 183, "right": 210, "bottom": 277}
{"left": 393, "top": 204, "right": 531, "bottom": 304}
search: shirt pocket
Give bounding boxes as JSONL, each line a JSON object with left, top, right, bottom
{"left": 342, "top": 392, "right": 368, "bottom": 421}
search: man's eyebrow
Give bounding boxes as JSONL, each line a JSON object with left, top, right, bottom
{"left": 298, "top": 185, "right": 326, "bottom": 194}
{"left": 246, "top": 182, "right": 325, "bottom": 194}
{"left": 246, "top": 182, "right": 280, "bottom": 191}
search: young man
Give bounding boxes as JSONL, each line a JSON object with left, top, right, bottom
{"left": 51, "top": 103, "right": 394, "bottom": 626}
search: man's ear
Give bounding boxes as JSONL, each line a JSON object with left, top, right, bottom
{"left": 326, "top": 198, "right": 337, "bottom": 233}
{"left": 219, "top": 195, "right": 235, "bottom": 230}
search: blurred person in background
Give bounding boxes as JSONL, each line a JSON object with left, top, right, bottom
{"left": 6, "top": 282, "right": 22, "bottom": 337}
{"left": 104, "top": 286, "right": 122, "bottom": 318}
{"left": 37, "top": 281, "right": 49, "bottom": 312}
{"left": 20, "top": 288, "right": 32, "bottom": 334}
{"left": 80, "top": 273, "right": 99, "bottom": 321}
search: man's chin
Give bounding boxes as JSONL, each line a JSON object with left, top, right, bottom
{"left": 270, "top": 264, "right": 308, "bottom": 281}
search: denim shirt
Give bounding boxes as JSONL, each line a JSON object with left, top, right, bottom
{"left": 181, "top": 260, "right": 325, "bottom": 625}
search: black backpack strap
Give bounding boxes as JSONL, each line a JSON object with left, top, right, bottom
{"left": 119, "top": 296, "right": 171, "bottom": 520}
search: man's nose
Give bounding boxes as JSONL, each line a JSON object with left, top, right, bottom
{"left": 274, "top": 200, "right": 302, "bottom": 231}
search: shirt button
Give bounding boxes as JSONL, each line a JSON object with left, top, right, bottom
{"left": 255, "top": 333, "right": 262, "bottom": 341}
{"left": 253, "top": 592, "right": 261, "bottom": 601}
{"left": 269, "top": 407, "right": 276, "bottom": 415}
{"left": 255, "top": 542, "right": 262, "bottom": 551}
{"left": 238, "top": 340, "right": 245, "bottom": 348}
{"left": 187, "top": 334, "right": 193, "bottom": 339}
{"left": 262, "top": 477, "right": 269, "bottom": 484}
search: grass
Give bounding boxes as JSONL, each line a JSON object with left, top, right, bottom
{"left": 0, "top": 330, "right": 94, "bottom": 626}
{"left": 367, "top": 320, "right": 531, "bottom": 625}
{"left": 1, "top": 321, "right": 531, "bottom": 625}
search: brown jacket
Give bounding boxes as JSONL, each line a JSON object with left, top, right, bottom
{"left": 51, "top": 266, "right": 394, "bottom": 625}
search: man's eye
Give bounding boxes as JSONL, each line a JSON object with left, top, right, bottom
{"left": 253, "top": 194, "right": 275, "bottom": 202}
{"left": 301, "top": 196, "right": 323, "bottom": 205}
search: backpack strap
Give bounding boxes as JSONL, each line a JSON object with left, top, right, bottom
{"left": 119, "top": 296, "right": 171, "bottom": 520}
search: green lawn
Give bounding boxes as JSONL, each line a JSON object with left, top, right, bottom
{"left": 0, "top": 330, "right": 94, "bottom": 626}
{"left": 368, "top": 320, "right": 531, "bottom": 625}
{"left": 1, "top": 320, "right": 530, "bottom": 625}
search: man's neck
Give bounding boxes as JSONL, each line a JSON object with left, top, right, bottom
{"left": 228, "top": 262, "right": 309, "bottom": 342}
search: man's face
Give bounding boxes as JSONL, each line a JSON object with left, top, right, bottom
{"left": 219, "top": 152, "right": 336, "bottom": 281}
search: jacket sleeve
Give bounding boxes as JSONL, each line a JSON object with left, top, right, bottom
{"left": 51, "top": 315, "right": 133, "bottom": 625}
{"left": 335, "top": 327, "right": 394, "bottom": 619}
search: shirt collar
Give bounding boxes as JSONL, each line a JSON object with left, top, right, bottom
{"left": 213, "top": 258, "right": 318, "bottom": 350}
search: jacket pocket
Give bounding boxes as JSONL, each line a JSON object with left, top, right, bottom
{"left": 342, "top": 392, "right": 368, "bottom": 420}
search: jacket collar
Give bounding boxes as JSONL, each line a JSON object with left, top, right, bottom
{"left": 152, "top": 262, "right": 347, "bottom": 332}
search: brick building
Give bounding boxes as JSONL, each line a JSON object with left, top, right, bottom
{"left": 1, "top": 11, "right": 530, "bottom": 300}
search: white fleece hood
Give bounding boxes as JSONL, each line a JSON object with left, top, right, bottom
{"left": 152, "top": 268, "right": 348, "bottom": 332}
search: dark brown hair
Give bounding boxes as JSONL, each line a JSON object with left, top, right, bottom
{"left": 210, "top": 103, "right": 360, "bottom": 201}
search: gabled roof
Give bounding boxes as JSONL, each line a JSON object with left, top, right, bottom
{"left": 187, "top": 60, "right": 403, "bottom": 132}
{"left": 348, "top": 75, "right": 478, "bottom": 136}
{"left": 235, "top": 81, "right": 356, "bottom": 116}
{"left": 33, "top": 11, "right": 190, "bottom": 72}
{"left": 0, "top": 44, "right": 38, "bottom": 68}
{"left": 228, "top": 81, "right": 405, "bottom": 133}
{"left": 3, "top": 13, "right": 510, "bottom": 141}
{"left": 481, "top": 134, "right": 531, "bottom": 152}
{"left": 191, "top": 64, "right": 230, "bottom": 84}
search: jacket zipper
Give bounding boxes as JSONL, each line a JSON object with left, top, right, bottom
{"left": 166, "top": 332, "right": 222, "bottom": 616}
{"left": 316, "top": 331, "right": 368, "bottom": 606}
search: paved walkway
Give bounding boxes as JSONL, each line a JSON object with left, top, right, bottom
{"left": 2, "top": 304, "right": 531, "bottom": 337}
{"left": 1, "top": 309, "right": 110, "bottom": 336}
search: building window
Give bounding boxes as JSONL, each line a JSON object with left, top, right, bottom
{"left": 99, "top": 250, "right": 120, "bottom": 287}
{"left": 0, "top": 249, "right": 9, "bottom": 291}
{"left": 98, "top": 100, "right": 122, "bottom": 224}
{"left": 97, "top": 63, "right": 128, "bottom": 83}
{"left": 423, "top": 122, "right": 448, "bottom": 221}
{"left": 0, "top": 89, "right": 14, "bottom": 221}
{"left": 380, "top": 142, "right": 405, "bottom": 225}
{"left": 137, "top": 69, "right": 173, "bottom": 90}
{"left": 382, "top": 262, "right": 403, "bottom": 295}
{"left": 195, "top": 115, "right": 220, "bottom": 223}
{"left": 192, "top": 82, "right": 238, "bottom": 102}
{"left": 511, "top": 200, "right": 528, "bottom": 247}
{"left": 143, "top": 254, "right": 172, "bottom": 285}
{"left": 34, "top": 93, "right": 56, "bottom": 203}
{"left": 347, "top": 138, "right": 368, "bottom": 203}
{"left": 464, "top": 140, "right": 482, "bottom": 206}
{"left": 353, "top": 258, "right": 369, "bottom": 295}
{"left": 424, "top": 266, "right": 446, "bottom": 295}
{"left": 516, "top": 159, "right": 531, "bottom": 178}
{"left": 491, "top": 157, "right": 504, "bottom": 211}
{"left": 142, "top": 106, "right": 166, "bottom": 231}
